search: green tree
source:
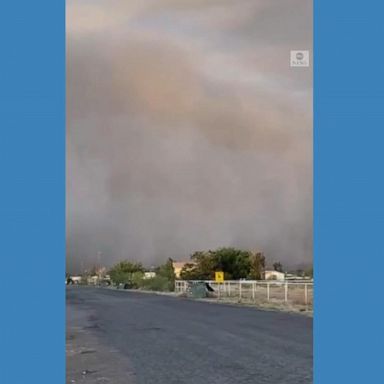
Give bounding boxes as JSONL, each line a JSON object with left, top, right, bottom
{"left": 180, "top": 248, "right": 257, "bottom": 280}
{"left": 180, "top": 263, "right": 201, "bottom": 280}
{"left": 248, "top": 252, "right": 265, "bottom": 280}
{"left": 189, "top": 251, "right": 217, "bottom": 280}
{"left": 155, "top": 258, "right": 176, "bottom": 291}
{"left": 213, "top": 247, "right": 251, "bottom": 280}
{"left": 109, "top": 261, "right": 144, "bottom": 285}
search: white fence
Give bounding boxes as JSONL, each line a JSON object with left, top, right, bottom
{"left": 175, "top": 280, "right": 313, "bottom": 306}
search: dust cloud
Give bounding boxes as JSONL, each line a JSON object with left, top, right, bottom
{"left": 66, "top": 0, "right": 312, "bottom": 272}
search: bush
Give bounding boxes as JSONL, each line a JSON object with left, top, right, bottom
{"left": 109, "top": 261, "right": 144, "bottom": 285}
{"left": 108, "top": 258, "right": 176, "bottom": 291}
{"left": 140, "top": 276, "right": 173, "bottom": 292}
{"left": 155, "top": 258, "right": 175, "bottom": 291}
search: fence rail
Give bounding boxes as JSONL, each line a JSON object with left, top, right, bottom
{"left": 175, "top": 280, "right": 313, "bottom": 306}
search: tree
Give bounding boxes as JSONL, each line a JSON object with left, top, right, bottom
{"left": 155, "top": 258, "right": 176, "bottom": 291}
{"left": 109, "top": 261, "right": 144, "bottom": 285}
{"left": 248, "top": 252, "right": 265, "bottom": 280}
{"left": 180, "top": 263, "right": 201, "bottom": 280}
{"left": 193, "top": 251, "right": 217, "bottom": 279}
{"left": 273, "top": 262, "right": 283, "bottom": 273}
{"left": 213, "top": 248, "right": 251, "bottom": 280}
{"left": 180, "top": 248, "right": 256, "bottom": 280}
{"left": 185, "top": 251, "right": 216, "bottom": 280}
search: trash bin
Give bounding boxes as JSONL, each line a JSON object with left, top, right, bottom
{"left": 188, "top": 282, "right": 214, "bottom": 298}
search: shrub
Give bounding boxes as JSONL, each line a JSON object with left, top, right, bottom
{"left": 140, "top": 276, "right": 173, "bottom": 292}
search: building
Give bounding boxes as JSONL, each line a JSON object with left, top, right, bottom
{"left": 87, "top": 275, "right": 100, "bottom": 285}
{"left": 264, "top": 270, "right": 285, "bottom": 281}
{"left": 71, "top": 276, "right": 82, "bottom": 284}
{"left": 143, "top": 271, "right": 156, "bottom": 279}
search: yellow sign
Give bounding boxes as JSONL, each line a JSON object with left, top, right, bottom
{"left": 215, "top": 271, "right": 224, "bottom": 282}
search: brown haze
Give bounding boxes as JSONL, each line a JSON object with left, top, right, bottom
{"left": 66, "top": 0, "right": 313, "bottom": 272}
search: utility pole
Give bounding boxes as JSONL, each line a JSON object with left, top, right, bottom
{"left": 97, "top": 251, "right": 102, "bottom": 280}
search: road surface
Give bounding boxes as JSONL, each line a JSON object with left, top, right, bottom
{"left": 66, "top": 286, "right": 312, "bottom": 384}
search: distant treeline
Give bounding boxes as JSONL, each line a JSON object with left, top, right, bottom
{"left": 180, "top": 248, "right": 313, "bottom": 279}
{"left": 179, "top": 248, "right": 267, "bottom": 280}
{"left": 91, "top": 247, "right": 312, "bottom": 292}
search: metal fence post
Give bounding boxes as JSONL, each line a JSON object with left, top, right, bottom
{"left": 239, "top": 281, "right": 242, "bottom": 299}
{"left": 267, "top": 283, "right": 270, "bottom": 301}
{"left": 252, "top": 282, "right": 255, "bottom": 301}
{"left": 228, "top": 281, "right": 231, "bottom": 297}
{"left": 284, "top": 282, "right": 288, "bottom": 302}
{"left": 304, "top": 284, "right": 308, "bottom": 305}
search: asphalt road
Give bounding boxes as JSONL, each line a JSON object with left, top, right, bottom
{"left": 66, "top": 287, "right": 312, "bottom": 384}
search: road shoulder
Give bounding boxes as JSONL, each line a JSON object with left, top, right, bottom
{"left": 66, "top": 299, "right": 135, "bottom": 384}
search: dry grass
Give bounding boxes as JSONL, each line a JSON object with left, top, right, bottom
{"left": 199, "top": 296, "right": 313, "bottom": 316}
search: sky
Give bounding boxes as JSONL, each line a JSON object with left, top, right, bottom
{"left": 66, "top": 0, "right": 313, "bottom": 272}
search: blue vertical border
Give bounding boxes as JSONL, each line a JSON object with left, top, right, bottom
{"left": 1, "top": 0, "right": 384, "bottom": 383}
{"left": 0, "top": 1, "right": 65, "bottom": 383}
{"left": 315, "top": 1, "right": 384, "bottom": 383}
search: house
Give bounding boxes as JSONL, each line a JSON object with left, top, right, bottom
{"left": 71, "top": 275, "right": 82, "bottom": 284}
{"left": 264, "top": 270, "right": 285, "bottom": 281}
{"left": 143, "top": 271, "right": 156, "bottom": 279}
{"left": 285, "top": 273, "right": 299, "bottom": 280}
{"left": 87, "top": 275, "right": 99, "bottom": 285}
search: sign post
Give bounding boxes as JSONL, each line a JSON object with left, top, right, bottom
{"left": 215, "top": 271, "right": 224, "bottom": 299}
{"left": 215, "top": 271, "right": 224, "bottom": 282}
